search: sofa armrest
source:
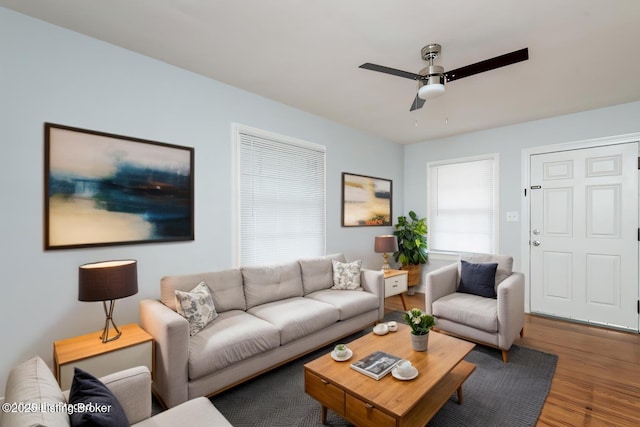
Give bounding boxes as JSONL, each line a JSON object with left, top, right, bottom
{"left": 62, "top": 366, "right": 152, "bottom": 425}
{"left": 139, "top": 299, "right": 190, "bottom": 408}
{"left": 361, "top": 269, "right": 385, "bottom": 321}
{"left": 496, "top": 272, "right": 525, "bottom": 349}
{"left": 101, "top": 366, "right": 152, "bottom": 424}
{"left": 424, "top": 262, "right": 458, "bottom": 315}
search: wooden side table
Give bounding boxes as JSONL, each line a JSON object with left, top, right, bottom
{"left": 383, "top": 269, "right": 409, "bottom": 310}
{"left": 53, "top": 323, "right": 153, "bottom": 390}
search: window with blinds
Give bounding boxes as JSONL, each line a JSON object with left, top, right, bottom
{"left": 236, "top": 126, "right": 326, "bottom": 266}
{"left": 427, "top": 155, "right": 499, "bottom": 254}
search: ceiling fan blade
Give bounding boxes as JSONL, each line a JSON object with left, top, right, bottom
{"left": 359, "top": 63, "right": 422, "bottom": 80}
{"left": 409, "top": 95, "right": 425, "bottom": 111}
{"left": 444, "top": 48, "right": 528, "bottom": 82}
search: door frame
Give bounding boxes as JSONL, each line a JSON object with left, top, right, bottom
{"left": 520, "top": 132, "right": 640, "bottom": 314}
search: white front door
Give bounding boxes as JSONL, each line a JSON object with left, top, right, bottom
{"left": 529, "top": 142, "right": 639, "bottom": 331}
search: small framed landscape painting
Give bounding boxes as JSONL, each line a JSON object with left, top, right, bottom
{"left": 44, "top": 123, "right": 194, "bottom": 250}
{"left": 342, "top": 172, "right": 392, "bottom": 227}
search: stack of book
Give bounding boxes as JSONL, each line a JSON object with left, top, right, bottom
{"left": 350, "top": 350, "right": 401, "bottom": 380}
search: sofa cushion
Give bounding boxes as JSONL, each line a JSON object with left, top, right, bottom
{"left": 306, "top": 289, "right": 379, "bottom": 320}
{"left": 161, "top": 269, "right": 245, "bottom": 312}
{"left": 299, "top": 253, "right": 346, "bottom": 295}
{"left": 188, "top": 310, "right": 280, "bottom": 379}
{"left": 432, "top": 293, "right": 498, "bottom": 333}
{"left": 242, "top": 261, "right": 303, "bottom": 309}
{"left": 68, "top": 367, "right": 129, "bottom": 427}
{"left": 458, "top": 253, "right": 513, "bottom": 287}
{"left": 175, "top": 282, "right": 218, "bottom": 336}
{"left": 248, "top": 297, "right": 340, "bottom": 345}
{"left": 2, "top": 356, "right": 70, "bottom": 427}
{"left": 331, "top": 259, "right": 362, "bottom": 290}
{"left": 133, "top": 397, "right": 232, "bottom": 427}
{"left": 457, "top": 260, "right": 498, "bottom": 298}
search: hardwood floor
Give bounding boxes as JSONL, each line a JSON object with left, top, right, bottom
{"left": 385, "top": 293, "right": 640, "bottom": 427}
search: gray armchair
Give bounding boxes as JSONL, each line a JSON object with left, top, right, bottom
{"left": 1, "top": 357, "right": 232, "bottom": 427}
{"left": 424, "top": 254, "right": 525, "bottom": 362}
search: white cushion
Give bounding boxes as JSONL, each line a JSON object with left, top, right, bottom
{"left": 134, "top": 397, "right": 232, "bottom": 427}
{"left": 188, "top": 310, "right": 280, "bottom": 379}
{"left": 331, "top": 259, "right": 362, "bottom": 290}
{"left": 306, "top": 289, "right": 380, "bottom": 320}
{"left": 298, "top": 253, "right": 346, "bottom": 294}
{"left": 248, "top": 297, "right": 340, "bottom": 345}
{"left": 432, "top": 293, "right": 498, "bottom": 333}
{"left": 175, "top": 282, "right": 218, "bottom": 336}
{"left": 161, "top": 269, "right": 245, "bottom": 312}
{"left": 242, "top": 261, "right": 304, "bottom": 309}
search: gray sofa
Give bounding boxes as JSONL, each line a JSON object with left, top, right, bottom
{"left": 0, "top": 357, "right": 231, "bottom": 427}
{"left": 140, "top": 254, "right": 384, "bottom": 408}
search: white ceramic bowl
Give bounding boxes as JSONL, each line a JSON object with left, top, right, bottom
{"left": 373, "top": 323, "right": 389, "bottom": 335}
{"left": 387, "top": 321, "right": 398, "bottom": 332}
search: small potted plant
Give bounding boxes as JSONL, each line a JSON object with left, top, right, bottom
{"left": 393, "top": 211, "right": 428, "bottom": 293}
{"left": 404, "top": 308, "right": 435, "bottom": 351}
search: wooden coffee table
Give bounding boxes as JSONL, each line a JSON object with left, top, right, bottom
{"left": 304, "top": 324, "right": 476, "bottom": 427}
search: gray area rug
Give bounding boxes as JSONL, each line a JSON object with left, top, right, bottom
{"left": 209, "top": 313, "right": 558, "bottom": 427}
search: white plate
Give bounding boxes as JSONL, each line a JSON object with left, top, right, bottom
{"left": 331, "top": 348, "right": 353, "bottom": 362}
{"left": 392, "top": 366, "right": 419, "bottom": 380}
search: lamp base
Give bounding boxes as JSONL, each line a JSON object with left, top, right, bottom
{"left": 381, "top": 253, "right": 391, "bottom": 271}
{"left": 100, "top": 300, "right": 122, "bottom": 343}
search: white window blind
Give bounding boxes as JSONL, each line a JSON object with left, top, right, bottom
{"left": 428, "top": 155, "right": 498, "bottom": 254}
{"left": 237, "top": 127, "right": 326, "bottom": 266}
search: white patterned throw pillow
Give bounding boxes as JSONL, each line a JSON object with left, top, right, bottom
{"left": 175, "top": 281, "right": 218, "bottom": 336}
{"left": 331, "top": 259, "right": 363, "bottom": 290}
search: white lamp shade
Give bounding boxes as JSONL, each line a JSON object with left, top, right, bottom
{"left": 418, "top": 82, "right": 445, "bottom": 100}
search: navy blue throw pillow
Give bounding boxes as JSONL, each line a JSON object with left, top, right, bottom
{"left": 458, "top": 260, "right": 498, "bottom": 298}
{"left": 68, "top": 368, "right": 129, "bottom": 427}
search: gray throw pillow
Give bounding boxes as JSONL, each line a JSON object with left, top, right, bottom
{"left": 331, "top": 259, "right": 362, "bottom": 290}
{"left": 69, "top": 368, "right": 129, "bottom": 427}
{"left": 457, "top": 260, "right": 498, "bottom": 298}
{"left": 175, "top": 281, "right": 218, "bottom": 336}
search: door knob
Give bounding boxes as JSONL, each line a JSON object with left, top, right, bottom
{"left": 532, "top": 240, "right": 541, "bottom": 246}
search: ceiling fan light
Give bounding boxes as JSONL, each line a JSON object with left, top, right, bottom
{"left": 418, "top": 80, "right": 445, "bottom": 100}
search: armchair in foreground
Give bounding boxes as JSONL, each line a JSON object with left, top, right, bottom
{"left": 424, "top": 253, "right": 524, "bottom": 362}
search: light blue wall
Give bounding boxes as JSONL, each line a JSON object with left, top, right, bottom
{"left": 404, "top": 100, "right": 640, "bottom": 270}
{"left": 0, "top": 8, "right": 403, "bottom": 393}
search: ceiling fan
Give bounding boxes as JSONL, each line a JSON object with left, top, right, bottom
{"left": 359, "top": 44, "right": 529, "bottom": 111}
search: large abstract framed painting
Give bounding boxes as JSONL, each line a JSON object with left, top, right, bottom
{"left": 44, "top": 123, "right": 194, "bottom": 250}
{"left": 342, "top": 172, "right": 392, "bottom": 227}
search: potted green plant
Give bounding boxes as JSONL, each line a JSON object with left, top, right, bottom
{"left": 393, "top": 211, "right": 428, "bottom": 291}
{"left": 404, "top": 308, "right": 436, "bottom": 351}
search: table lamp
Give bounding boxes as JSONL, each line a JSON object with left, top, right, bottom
{"left": 374, "top": 235, "right": 398, "bottom": 271}
{"left": 78, "top": 260, "right": 138, "bottom": 343}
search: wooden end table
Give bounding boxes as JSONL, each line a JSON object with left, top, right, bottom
{"left": 384, "top": 269, "right": 409, "bottom": 310}
{"left": 53, "top": 323, "right": 153, "bottom": 390}
{"left": 304, "top": 324, "right": 475, "bottom": 427}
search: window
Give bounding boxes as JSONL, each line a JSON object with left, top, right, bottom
{"left": 235, "top": 125, "right": 326, "bottom": 266}
{"left": 427, "top": 154, "right": 499, "bottom": 254}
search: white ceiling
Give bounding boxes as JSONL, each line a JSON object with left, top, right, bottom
{"left": 2, "top": 0, "right": 640, "bottom": 144}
